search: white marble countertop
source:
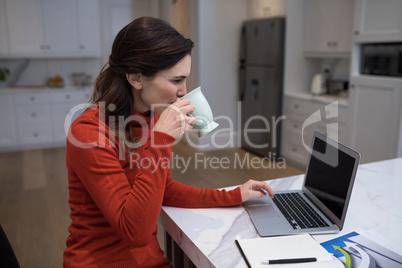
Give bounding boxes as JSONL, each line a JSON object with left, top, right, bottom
{"left": 160, "top": 158, "right": 402, "bottom": 268}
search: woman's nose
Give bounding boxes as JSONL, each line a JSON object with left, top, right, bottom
{"left": 177, "top": 85, "right": 187, "bottom": 97}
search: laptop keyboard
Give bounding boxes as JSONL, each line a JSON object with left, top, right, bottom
{"left": 272, "top": 193, "right": 329, "bottom": 229}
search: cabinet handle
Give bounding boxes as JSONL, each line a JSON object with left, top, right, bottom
{"left": 294, "top": 104, "right": 299, "bottom": 109}
{"left": 293, "top": 124, "right": 298, "bottom": 129}
{"left": 354, "top": 30, "right": 359, "bottom": 35}
{"left": 33, "top": 132, "right": 39, "bottom": 138}
{"left": 65, "top": 94, "right": 71, "bottom": 100}
{"left": 80, "top": 44, "right": 85, "bottom": 49}
{"left": 46, "top": 44, "right": 51, "bottom": 50}
{"left": 327, "top": 41, "right": 337, "bottom": 47}
{"left": 40, "top": 45, "right": 46, "bottom": 50}
{"left": 31, "top": 112, "right": 37, "bottom": 118}
{"left": 292, "top": 147, "right": 297, "bottom": 152}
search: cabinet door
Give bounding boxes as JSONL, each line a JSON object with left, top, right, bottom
{"left": 282, "top": 95, "right": 350, "bottom": 169}
{"left": 50, "top": 90, "right": 90, "bottom": 142}
{"left": 0, "top": 94, "right": 17, "bottom": 147}
{"left": 15, "top": 106, "right": 51, "bottom": 125}
{"left": 75, "top": 0, "right": 101, "bottom": 56}
{"left": 5, "top": 0, "right": 45, "bottom": 55}
{"left": 0, "top": 0, "right": 9, "bottom": 54}
{"left": 349, "top": 76, "right": 402, "bottom": 163}
{"left": 14, "top": 92, "right": 52, "bottom": 145}
{"left": 304, "top": 0, "right": 337, "bottom": 53}
{"left": 4, "top": 0, "right": 100, "bottom": 57}
{"left": 303, "top": 0, "right": 353, "bottom": 57}
{"left": 336, "top": 0, "right": 354, "bottom": 53}
{"left": 18, "top": 124, "right": 53, "bottom": 145}
{"left": 353, "top": 0, "right": 402, "bottom": 42}
{"left": 42, "top": 0, "right": 78, "bottom": 55}
{"left": 51, "top": 104, "right": 75, "bottom": 142}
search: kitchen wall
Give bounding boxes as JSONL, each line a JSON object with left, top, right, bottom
{"left": 0, "top": 58, "right": 101, "bottom": 87}
{"left": 194, "top": 0, "right": 248, "bottom": 148}
{"left": 248, "top": 0, "right": 286, "bottom": 18}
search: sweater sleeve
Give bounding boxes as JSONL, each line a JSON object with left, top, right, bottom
{"left": 162, "top": 171, "right": 242, "bottom": 208}
{"left": 66, "top": 117, "right": 175, "bottom": 247}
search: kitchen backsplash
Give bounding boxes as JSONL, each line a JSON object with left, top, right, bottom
{"left": 0, "top": 58, "right": 103, "bottom": 88}
{"left": 320, "top": 58, "right": 350, "bottom": 81}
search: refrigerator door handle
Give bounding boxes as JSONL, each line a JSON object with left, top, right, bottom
{"left": 251, "top": 79, "right": 259, "bottom": 100}
{"left": 239, "top": 65, "right": 246, "bottom": 101}
{"left": 239, "top": 25, "right": 246, "bottom": 101}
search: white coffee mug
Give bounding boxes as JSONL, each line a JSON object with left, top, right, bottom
{"left": 180, "top": 87, "right": 219, "bottom": 136}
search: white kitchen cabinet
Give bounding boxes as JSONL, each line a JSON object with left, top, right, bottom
{"left": 75, "top": 0, "right": 101, "bottom": 57}
{"left": 14, "top": 92, "right": 53, "bottom": 145}
{"left": 353, "top": 0, "right": 402, "bottom": 43}
{"left": 5, "top": 0, "right": 45, "bottom": 56}
{"left": 41, "top": 0, "right": 78, "bottom": 56}
{"left": 0, "top": 87, "right": 92, "bottom": 152}
{"left": 3, "top": 0, "right": 101, "bottom": 58}
{"left": 303, "top": 0, "right": 354, "bottom": 58}
{"left": 0, "top": 0, "right": 9, "bottom": 54}
{"left": 50, "top": 89, "right": 91, "bottom": 142}
{"left": 348, "top": 76, "right": 402, "bottom": 164}
{"left": 281, "top": 94, "right": 349, "bottom": 169}
{"left": 0, "top": 94, "right": 18, "bottom": 146}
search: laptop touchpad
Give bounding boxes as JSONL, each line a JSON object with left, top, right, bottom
{"left": 248, "top": 204, "right": 280, "bottom": 219}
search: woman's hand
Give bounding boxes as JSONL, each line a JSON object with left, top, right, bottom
{"left": 153, "top": 99, "right": 197, "bottom": 139}
{"left": 240, "top": 179, "right": 274, "bottom": 202}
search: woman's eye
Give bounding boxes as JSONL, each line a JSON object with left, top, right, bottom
{"left": 173, "top": 79, "right": 182, "bottom": 84}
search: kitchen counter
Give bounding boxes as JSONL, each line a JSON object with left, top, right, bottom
{"left": 285, "top": 91, "right": 349, "bottom": 107}
{"left": 0, "top": 86, "right": 92, "bottom": 94}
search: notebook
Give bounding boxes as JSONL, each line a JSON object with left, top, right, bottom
{"left": 243, "top": 131, "right": 360, "bottom": 237}
{"left": 235, "top": 233, "right": 344, "bottom": 267}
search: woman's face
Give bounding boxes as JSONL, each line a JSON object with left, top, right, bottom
{"left": 133, "top": 54, "right": 191, "bottom": 114}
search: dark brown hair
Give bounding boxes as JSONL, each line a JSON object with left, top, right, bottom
{"left": 91, "top": 17, "right": 194, "bottom": 148}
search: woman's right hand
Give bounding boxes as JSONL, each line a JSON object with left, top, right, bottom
{"left": 240, "top": 179, "right": 274, "bottom": 202}
{"left": 153, "top": 99, "right": 197, "bottom": 139}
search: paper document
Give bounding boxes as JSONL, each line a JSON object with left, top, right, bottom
{"left": 236, "top": 233, "right": 343, "bottom": 267}
{"left": 320, "top": 228, "right": 402, "bottom": 267}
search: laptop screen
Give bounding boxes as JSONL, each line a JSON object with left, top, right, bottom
{"left": 304, "top": 135, "right": 357, "bottom": 220}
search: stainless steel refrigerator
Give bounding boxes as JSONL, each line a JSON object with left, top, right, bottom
{"left": 239, "top": 17, "right": 285, "bottom": 158}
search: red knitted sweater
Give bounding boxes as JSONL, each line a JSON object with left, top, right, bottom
{"left": 63, "top": 106, "right": 242, "bottom": 267}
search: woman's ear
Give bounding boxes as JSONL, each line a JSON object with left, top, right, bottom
{"left": 126, "top": 73, "right": 142, "bottom": 90}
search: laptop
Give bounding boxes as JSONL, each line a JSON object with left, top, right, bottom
{"left": 243, "top": 131, "right": 361, "bottom": 237}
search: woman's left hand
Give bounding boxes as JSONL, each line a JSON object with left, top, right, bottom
{"left": 240, "top": 179, "right": 274, "bottom": 202}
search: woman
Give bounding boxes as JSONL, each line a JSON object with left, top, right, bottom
{"left": 64, "top": 17, "right": 273, "bottom": 267}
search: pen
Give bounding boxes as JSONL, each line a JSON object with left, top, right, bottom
{"left": 261, "top": 257, "right": 317, "bottom": 265}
